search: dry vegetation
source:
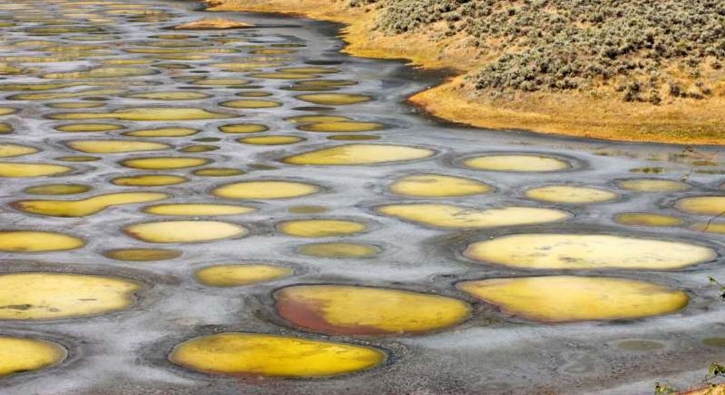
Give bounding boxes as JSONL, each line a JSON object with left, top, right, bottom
{"left": 205, "top": 0, "right": 725, "bottom": 145}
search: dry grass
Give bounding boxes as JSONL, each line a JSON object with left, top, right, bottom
{"left": 206, "top": 0, "right": 725, "bottom": 145}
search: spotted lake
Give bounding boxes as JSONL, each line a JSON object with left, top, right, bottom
{"left": 0, "top": 0, "right": 724, "bottom": 394}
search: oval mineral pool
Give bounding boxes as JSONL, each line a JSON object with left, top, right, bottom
{"left": 47, "top": 102, "right": 105, "bottom": 109}
{"left": 462, "top": 154, "right": 571, "bottom": 172}
{"left": 615, "top": 213, "right": 683, "bottom": 227}
{"left": 169, "top": 333, "right": 384, "bottom": 377}
{"left": 282, "top": 144, "right": 434, "bottom": 165}
{"left": 103, "top": 248, "right": 182, "bottom": 261}
{"left": 0, "top": 143, "right": 38, "bottom": 158}
{"left": 193, "top": 168, "right": 245, "bottom": 177}
{"left": 0, "top": 123, "right": 12, "bottom": 134}
{"left": 456, "top": 276, "right": 688, "bottom": 323}
{"left": 376, "top": 204, "right": 569, "bottom": 229}
{"left": 0, "top": 162, "right": 72, "bottom": 177}
{"left": 298, "top": 121, "right": 384, "bottom": 133}
{"left": 463, "top": 234, "right": 716, "bottom": 270}
{"left": 13, "top": 192, "right": 168, "bottom": 217}
{"left": 213, "top": 180, "right": 320, "bottom": 199}
{"left": 124, "top": 91, "right": 210, "bottom": 100}
{"left": 278, "top": 219, "right": 366, "bottom": 238}
{"left": 690, "top": 223, "right": 725, "bottom": 234}
{"left": 0, "top": 231, "right": 84, "bottom": 252}
{"left": 67, "top": 140, "right": 170, "bottom": 153}
{"left": 286, "top": 115, "right": 352, "bottom": 123}
{"left": 288, "top": 205, "right": 327, "bottom": 214}
{"left": 124, "top": 127, "right": 199, "bottom": 137}
{"left": 43, "top": 67, "right": 154, "bottom": 79}
{"left": 219, "top": 99, "right": 282, "bottom": 109}
{"left": 194, "top": 264, "right": 293, "bottom": 287}
{"left": 23, "top": 184, "right": 91, "bottom": 195}
{"left": 0, "top": 272, "right": 140, "bottom": 320}
{"left": 327, "top": 135, "right": 381, "bottom": 141}
{"left": 296, "top": 93, "right": 370, "bottom": 105}
{"left": 238, "top": 136, "right": 303, "bottom": 145}
{"left": 50, "top": 108, "right": 233, "bottom": 121}
{"left": 524, "top": 186, "right": 618, "bottom": 204}
{"left": 617, "top": 179, "right": 690, "bottom": 192}
{"left": 143, "top": 204, "right": 255, "bottom": 216}
{"left": 120, "top": 157, "right": 209, "bottom": 170}
{"left": 275, "top": 285, "right": 470, "bottom": 335}
{"left": 56, "top": 123, "right": 124, "bottom": 132}
{"left": 389, "top": 174, "right": 491, "bottom": 198}
{"left": 111, "top": 174, "right": 188, "bottom": 187}
{"left": 124, "top": 221, "right": 247, "bottom": 243}
{"left": 675, "top": 196, "right": 725, "bottom": 216}
{"left": 0, "top": 337, "right": 66, "bottom": 378}
{"left": 218, "top": 123, "right": 268, "bottom": 134}
{"left": 297, "top": 242, "right": 380, "bottom": 258}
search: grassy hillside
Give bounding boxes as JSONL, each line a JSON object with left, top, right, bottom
{"left": 207, "top": 0, "right": 725, "bottom": 145}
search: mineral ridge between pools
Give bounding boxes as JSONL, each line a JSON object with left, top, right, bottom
{"left": 0, "top": 0, "right": 724, "bottom": 394}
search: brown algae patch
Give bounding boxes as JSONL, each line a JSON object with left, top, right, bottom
{"left": 12, "top": 192, "right": 168, "bottom": 217}
{"left": 463, "top": 234, "right": 716, "bottom": 270}
{"left": 296, "top": 93, "right": 371, "bottom": 105}
{"left": 143, "top": 204, "right": 255, "bottom": 216}
{"left": 376, "top": 204, "right": 569, "bottom": 229}
{"left": 124, "top": 221, "right": 246, "bottom": 243}
{"left": 23, "top": 184, "right": 91, "bottom": 195}
{"left": 56, "top": 156, "right": 100, "bottom": 163}
{"left": 194, "top": 264, "right": 293, "bottom": 287}
{"left": 219, "top": 123, "right": 268, "bottom": 134}
{"left": 617, "top": 179, "right": 691, "bottom": 192}
{"left": 168, "top": 333, "right": 384, "bottom": 377}
{"left": 389, "top": 174, "right": 491, "bottom": 198}
{"left": 524, "top": 186, "right": 618, "bottom": 204}
{"left": 179, "top": 145, "right": 219, "bottom": 153}
{"left": 275, "top": 285, "right": 470, "bottom": 335}
{"left": 298, "top": 121, "right": 384, "bottom": 133}
{"left": 112, "top": 175, "right": 188, "bottom": 187}
{"left": 0, "top": 337, "right": 66, "bottom": 378}
{"left": 0, "top": 123, "right": 12, "bottom": 134}
{"left": 703, "top": 338, "right": 725, "bottom": 347}
{"left": 0, "top": 273, "right": 140, "bottom": 320}
{"left": 103, "top": 248, "right": 182, "bottom": 261}
{"left": 462, "top": 154, "right": 571, "bottom": 172}
{"left": 213, "top": 181, "right": 320, "bottom": 199}
{"left": 615, "top": 213, "right": 684, "bottom": 227}
{"left": 0, "top": 162, "right": 72, "bottom": 177}
{"left": 456, "top": 276, "right": 688, "bottom": 323}
{"left": 193, "top": 168, "right": 245, "bottom": 177}
{"left": 278, "top": 220, "right": 366, "bottom": 238}
{"left": 250, "top": 72, "right": 316, "bottom": 80}
{"left": 238, "top": 136, "right": 303, "bottom": 145}
{"left": 67, "top": 140, "right": 170, "bottom": 154}
{"left": 282, "top": 144, "right": 434, "bottom": 165}
{"left": 675, "top": 196, "right": 725, "bottom": 216}
{"left": 289, "top": 205, "right": 327, "bottom": 214}
{"left": 50, "top": 108, "right": 233, "bottom": 121}
{"left": 296, "top": 242, "right": 380, "bottom": 258}
{"left": 56, "top": 123, "right": 124, "bottom": 132}
{"left": 120, "top": 157, "right": 209, "bottom": 170}
{"left": 219, "top": 99, "right": 282, "bottom": 109}
{"left": 0, "top": 143, "right": 39, "bottom": 158}
{"left": 124, "top": 127, "right": 198, "bottom": 137}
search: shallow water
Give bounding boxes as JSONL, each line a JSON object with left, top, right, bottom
{"left": 1, "top": 0, "right": 725, "bottom": 394}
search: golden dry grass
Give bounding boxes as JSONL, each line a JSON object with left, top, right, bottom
{"left": 206, "top": 0, "right": 725, "bottom": 145}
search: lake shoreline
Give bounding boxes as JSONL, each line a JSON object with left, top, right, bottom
{"left": 204, "top": 0, "right": 725, "bottom": 146}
